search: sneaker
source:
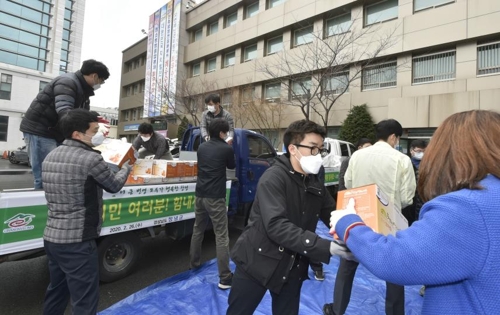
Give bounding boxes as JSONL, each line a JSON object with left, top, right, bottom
{"left": 218, "top": 277, "right": 232, "bottom": 290}
{"left": 314, "top": 269, "right": 325, "bottom": 281}
{"left": 322, "top": 303, "right": 336, "bottom": 315}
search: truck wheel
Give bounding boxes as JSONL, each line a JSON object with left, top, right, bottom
{"left": 97, "top": 232, "right": 142, "bottom": 283}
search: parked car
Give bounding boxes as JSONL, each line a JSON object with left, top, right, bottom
{"left": 9, "top": 146, "right": 30, "bottom": 166}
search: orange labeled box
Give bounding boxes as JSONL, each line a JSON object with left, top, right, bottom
{"left": 94, "top": 139, "right": 136, "bottom": 168}
{"left": 153, "top": 160, "right": 169, "bottom": 177}
{"left": 336, "top": 184, "right": 408, "bottom": 236}
{"left": 132, "top": 159, "right": 154, "bottom": 176}
{"left": 184, "top": 161, "right": 196, "bottom": 177}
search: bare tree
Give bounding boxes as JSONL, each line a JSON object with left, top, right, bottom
{"left": 257, "top": 12, "right": 401, "bottom": 133}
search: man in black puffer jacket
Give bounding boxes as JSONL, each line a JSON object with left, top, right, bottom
{"left": 20, "top": 59, "right": 110, "bottom": 189}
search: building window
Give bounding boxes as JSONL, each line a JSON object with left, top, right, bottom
{"left": 362, "top": 61, "right": 397, "bottom": 90}
{"left": 267, "top": 0, "right": 286, "bottom": 9}
{"left": 206, "top": 58, "right": 217, "bottom": 72}
{"left": 413, "top": 50, "right": 456, "bottom": 84}
{"left": 294, "top": 26, "right": 314, "bottom": 47}
{"left": 0, "top": 115, "right": 7, "bottom": 141}
{"left": 133, "top": 83, "right": 139, "bottom": 94}
{"left": 267, "top": 36, "right": 283, "bottom": 55}
{"left": 264, "top": 82, "right": 281, "bottom": 101}
{"left": 193, "top": 29, "right": 202, "bottom": 42}
{"left": 0, "top": 74, "right": 12, "bottom": 100}
{"left": 243, "top": 44, "right": 258, "bottom": 62}
{"left": 325, "top": 13, "right": 351, "bottom": 37}
{"left": 323, "top": 72, "right": 349, "bottom": 94}
{"left": 125, "top": 85, "right": 132, "bottom": 97}
{"left": 365, "top": 0, "right": 398, "bottom": 26}
{"left": 290, "top": 77, "right": 312, "bottom": 99}
{"left": 224, "top": 52, "right": 236, "bottom": 67}
{"left": 242, "top": 86, "right": 255, "bottom": 104}
{"left": 414, "top": 0, "right": 454, "bottom": 12}
{"left": 222, "top": 92, "right": 232, "bottom": 107}
{"left": 39, "top": 81, "right": 49, "bottom": 92}
{"left": 477, "top": 42, "right": 500, "bottom": 76}
{"left": 192, "top": 62, "right": 201, "bottom": 76}
{"left": 131, "top": 109, "right": 137, "bottom": 121}
{"left": 225, "top": 12, "right": 237, "bottom": 28}
{"left": 124, "top": 110, "right": 130, "bottom": 121}
{"left": 208, "top": 21, "right": 219, "bottom": 35}
{"left": 245, "top": 2, "right": 259, "bottom": 19}
{"left": 140, "top": 81, "right": 145, "bottom": 93}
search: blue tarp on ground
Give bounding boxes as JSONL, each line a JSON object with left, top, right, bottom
{"left": 100, "top": 223, "right": 423, "bottom": 315}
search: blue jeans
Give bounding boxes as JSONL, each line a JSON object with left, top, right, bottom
{"left": 24, "top": 133, "right": 58, "bottom": 189}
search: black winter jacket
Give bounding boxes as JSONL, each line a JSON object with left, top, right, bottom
{"left": 231, "top": 155, "right": 334, "bottom": 294}
{"left": 20, "top": 71, "right": 94, "bottom": 142}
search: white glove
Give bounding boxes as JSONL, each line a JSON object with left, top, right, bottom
{"left": 98, "top": 123, "right": 110, "bottom": 137}
{"left": 330, "top": 240, "right": 356, "bottom": 261}
{"left": 329, "top": 198, "right": 357, "bottom": 235}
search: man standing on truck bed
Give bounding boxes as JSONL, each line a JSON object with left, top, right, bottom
{"left": 200, "top": 94, "right": 235, "bottom": 145}
{"left": 41, "top": 109, "right": 132, "bottom": 315}
{"left": 20, "top": 59, "right": 111, "bottom": 190}
{"left": 227, "top": 120, "right": 355, "bottom": 315}
{"left": 190, "top": 118, "right": 236, "bottom": 289}
{"left": 132, "top": 122, "right": 173, "bottom": 160}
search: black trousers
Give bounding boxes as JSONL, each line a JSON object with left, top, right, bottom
{"left": 43, "top": 239, "right": 99, "bottom": 315}
{"left": 332, "top": 258, "right": 405, "bottom": 315}
{"left": 227, "top": 266, "right": 304, "bottom": 315}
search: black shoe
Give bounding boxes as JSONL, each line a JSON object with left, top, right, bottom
{"left": 314, "top": 270, "right": 325, "bottom": 281}
{"left": 218, "top": 275, "right": 232, "bottom": 290}
{"left": 322, "top": 303, "right": 336, "bottom": 315}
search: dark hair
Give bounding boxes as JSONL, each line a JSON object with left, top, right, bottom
{"left": 418, "top": 110, "right": 500, "bottom": 202}
{"left": 375, "top": 119, "right": 403, "bottom": 141}
{"left": 138, "top": 122, "right": 154, "bottom": 134}
{"left": 205, "top": 93, "right": 220, "bottom": 104}
{"left": 80, "top": 59, "right": 110, "bottom": 80}
{"left": 410, "top": 139, "right": 427, "bottom": 149}
{"left": 356, "top": 138, "right": 372, "bottom": 149}
{"left": 283, "top": 120, "right": 326, "bottom": 155}
{"left": 208, "top": 118, "right": 229, "bottom": 138}
{"left": 59, "top": 109, "right": 98, "bottom": 139}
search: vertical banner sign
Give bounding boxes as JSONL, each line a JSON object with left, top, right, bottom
{"left": 149, "top": 9, "right": 161, "bottom": 117}
{"left": 161, "top": 1, "right": 173, "bottom": 115}
{"left": 168, "top": 0, "right": 181, "bottom": 115}
{"left": 143, "top": 14, "right": 154, "bottom": 118}
{"left": 155, "top": 5, "right": 167, "bottom": 117}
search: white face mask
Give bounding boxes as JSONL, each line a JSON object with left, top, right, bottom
{"left": 207, "top": 105, "right": 216, "bottom": 113}
{"left": 93, "top": 75, "right": 101, "bottom": 91}
{"left": 413, "top": 152, "right": 424, "bottom": 160}
{"left": 83, "top": 132, "right": 105, "bottom": 147}
{"left": 141, "top": 136, "right": 151, "bottom": 142}
{"left": 294, "top": 149, "right": 323, "bottom": 175}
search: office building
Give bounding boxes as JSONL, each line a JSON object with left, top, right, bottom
{"left": 0, "top": 0, "right": 86, "bottom": 151}
{"left": 119, "top": 0, "right": 500, "bottom": 150}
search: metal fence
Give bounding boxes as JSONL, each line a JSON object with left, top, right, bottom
{"left": 478, "top": 42, "right": 500, "bottom": 76}
{"left": 413, "top": 50, "right": 456, "bottom": 84}
{"left": 362, "top": 61, "right": 397, "bottom": 90}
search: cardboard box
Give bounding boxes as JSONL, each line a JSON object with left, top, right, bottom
{"left": 94, "top": 139, "right": 136, "bottom": 168}
{"left": 153, "top": 160, "right": 168, "bottom": 177}
{"left": 125, "top": 174, "right": 164, "bottom": 185}
{"left": 336, "top": 184, "right": 408, "bottom": 236}
{"left": 132, "top": 159, "right": 154, "bottom": 176}
{"left": 184, "top": 161, "right": 197, "bottom": 177}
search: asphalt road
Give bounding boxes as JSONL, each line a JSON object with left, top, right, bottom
{"left": 0, "top": 158, "right": 243, "bottom": 314}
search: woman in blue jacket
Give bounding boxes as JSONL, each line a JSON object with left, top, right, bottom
{"left": 330, "top": 110, "right": 500, "bottom": 315}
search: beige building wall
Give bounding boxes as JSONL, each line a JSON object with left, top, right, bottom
{"left": 181, "top": 0, "right": 500, "bottom": 134}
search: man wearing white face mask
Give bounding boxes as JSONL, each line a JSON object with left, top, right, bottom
{"left": 20, "top": 59, "right": 110, "bottom": 189}
{"left": 323, "top": 119, "right": 415, "bottom": 315}
{"left": 200, "top": 94, "right": 235, "bottom": 145}
{"left": 132, "top": 122, "right": 173, "bottom": 160}
{"left": 409, "top": 139, "right": 427, "bottom": 222}
{"left": 228, "top": 120, "right": 354, "bottom": 315}
{"left": 41, "top": 109, "right": 132, "bottom": 314}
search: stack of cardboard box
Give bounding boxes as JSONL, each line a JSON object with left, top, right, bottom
{"left": 126, "top": 160, "right": 198, "bottom": 185}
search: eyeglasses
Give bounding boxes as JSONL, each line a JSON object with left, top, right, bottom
{"left": 294, "top": 144, "right": 328, "bottom": 157}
